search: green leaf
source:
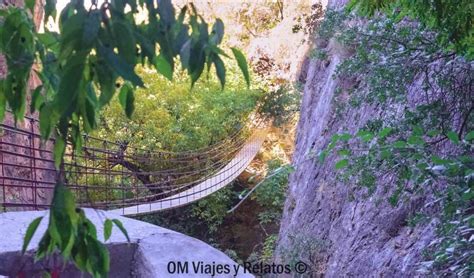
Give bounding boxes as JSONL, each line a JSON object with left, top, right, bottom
{"left": 39, "top": 104, "right": 54, "bottom": 139}
{"left": 58, "top": 13, "right": 85, "bottom": 61}
{"left": 179, "top": 39, "right": 192, "bottom": 69}
{"left": 53, "top": 137, "right": 66, "bottom": 168}
{"left": 378, "top": 127, "right": 392, "bottom": 138}
{"left": 338, "top": 149, "right": 350, "bottom": 156}
{"left": 73, "top": 240, "right": 88, "bottom": 270}
{"left": 389, "top": 189, "right": 401, "bottom": 206}
{"left": 198, "top": 20, "right": 209, "bottom": 42}
{"left": 327, "top": 141, "right": 336, "bottom": 151}
{"left": 36, "top": 233, "right": 52, "bottom": 260}
{"left": 357, "top": 130, "right": 374, "bottom": 142}
{"left": 111, "top": 219, "right": 130, "bottom": 242}
{"left": 121, "top": 85, "right": 134, "bottom": 116}
{"left": 319, "top": 150, "right": 327, "bottom": 163}
{"left": 446, "top": 131, "right": 459, "bottom": 144}
{"left": 100, "top": 241, "right": 111, "bottom": 274}
{"left": 213, "top": 55, "right": 226, "bottom": 88}
{"left": 157, "top": 0, "right": 175, "bottom": 27}
{"left": 83, "top": 83, "right": 97, "bottom": 131}
{"left": 98, "top": 46, "right": 144, "bottom": 87}
{"left": 462, "top": 189, "right": 474, "bottom": 201}
{"left": 189, "top": 46, "right": 206, "bottom": 87}
{"left": 112, "top": 0, "right": 125, "bottom": 12}
{"left": 118, "top": 83, "right": 135, "bottom": 118}
{"left": 210, "top": 18, "right": 224, "bottom": 45}
{"left": 113, "top": 20, "right": 137, "bottom": 65}
{"left": 431, "top": 155, "right": 450, "bottom": 165}
{"left": 339, "top": 133, "right": 352, "bottom": 141}
{"left": 104, "top": 219, "right": 113, "bottom": 241}
{"left": 56, "top": 52, "right": 86, "bottom": 116}
{"left": 30, "top": 85, "right": 43, "bottom": 113}
{"left": 84, "top": 219, "right": 98, "bottom": 239}
{"left": 85, "top": 238, "right": 102, "bottom": 275}
{"left": 47, "top": 212, "right": 62, "bottom": 247}
{"left": 427, "top": 129, "right": 440, "bottom": 137}
{"left": 84, "top": 100, "right": 96, "bottom": 131}
{"left": 231, "top": 47, "right": 250, "bottom": 88}
{"left": 208, "top": 44, "right": 230, "bottom": 58}
{"left": 465, "top": 131, "right": 474, "bottom": 141}
{"left": 82, "top": 10, "right": 101, "bottom": 48}
{"left": 407, "top": 135, "right": 424, "bottom": 146}
{"left": 177, "top": 5, "right": 187, "bottom": 24}
{"left": 154, "top": 54, "right": 173, "bottom": 80}
{"left": 393, "top": 140, "right": 407, "bottom": 148}
{"left": 356, "top": 130, "right": 371, "bottom": 137}
{"left": 87, "top": 239, "right": 110, "bottom": 275}
{"left": 38, "top": 32, "right": 60, "bottom": 48}
{"left": 85, "top": 80, "right": 98, "bottom": 103}
{"left": 335, "top": 159, "right": 349, "bottom": 169}
{"left": 134, "top": 27, "right": 155, "bottom": 61}
{"left": 7, "top": 77, "right": 28, "bottom": 123}
{"left": 95, "top": 61, "right": 117, "bottom": 107}
{"left": 50, "top": 183, "right": 77, "bottom": 257}
{"left": 22, "top": 217, "right": 43, "bottom": 254}
{"left": 380, "top": 149, "right": 391, "bottom": 159}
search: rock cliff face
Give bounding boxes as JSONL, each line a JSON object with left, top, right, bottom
{"left": 275, "top": 1, "right": 437, "bottom": 276}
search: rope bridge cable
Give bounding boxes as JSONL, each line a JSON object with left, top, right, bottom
{"left": 0, "top": 111, "right": 268, "bottom": 214}
{"left": 109, "top": 129, "right": 267, "bottom": 215}
{"left": 227, "top": 155, "right": 316, "bottom": 214}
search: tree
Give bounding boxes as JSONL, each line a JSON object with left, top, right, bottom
{"left": 1, "top": 0, "right": 250, "bottom": 276}
{"left": 348, "top": 0, "right": 474, "bottom": 58}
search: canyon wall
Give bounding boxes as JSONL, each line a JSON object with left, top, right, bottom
{"left": 275, "top": 0, "right": 438, "bottom": 276}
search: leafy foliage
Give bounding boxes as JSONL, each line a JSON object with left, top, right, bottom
{"left": 317, "top": 10, "right": 473, "bottom": 275}
{"left": 278, "top": 231, "right": 329, "bottom": 276}
{"left": 253, "top": 159, "right": 292, "bottom": 225}
{"left": 259, "top": 84, "right": 301, "bottom": 126}
{"left": 22, "top": 216, "right": 43, "bottom": 254}
{"left": 260, "top": 234, "right": 278, "bottom": 263}
{"left": 191, "top": 187, "right": 234, "bottom": 234}
{"left": 0, "top": 1, "right": 251, "bottom": 276}
{"left": 238, "top": 159, "right": 292, "bottom": 265}
{"left": 96, "top": 65, "right": 260, "bottom": 153}
{"left": 134, "top": 185, "right": 237, "bottom": 243}
{"left": 0, "top": 1, "right": 249, "bottom": 166}
{"left": 20, "top": 183, "right": 129, "bottom": 278}
{"left": 348, "top": 0, "right": 474, "bottom": 58}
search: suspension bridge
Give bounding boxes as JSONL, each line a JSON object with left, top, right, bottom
{"left": 0, "top": 113, "right": 267, "bottom": 215}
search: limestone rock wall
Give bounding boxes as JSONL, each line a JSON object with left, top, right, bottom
{"left": 275, "top": 1, "right": 437, "bottom": 276}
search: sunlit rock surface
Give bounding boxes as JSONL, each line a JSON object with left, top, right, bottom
{"left": 275, "top": 0, "right": 437, "bottom": 276}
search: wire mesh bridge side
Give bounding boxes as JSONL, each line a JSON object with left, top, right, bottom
{"left": 0, "top": 113, "right": 267, "bottom": 214}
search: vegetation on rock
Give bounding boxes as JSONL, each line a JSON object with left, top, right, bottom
{"left": 315, "top": 7, "right": 473, "bottom": 275}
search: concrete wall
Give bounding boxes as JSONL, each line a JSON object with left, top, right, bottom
{"left": 0, "top": 209, "right": 253, "bottom": 277}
